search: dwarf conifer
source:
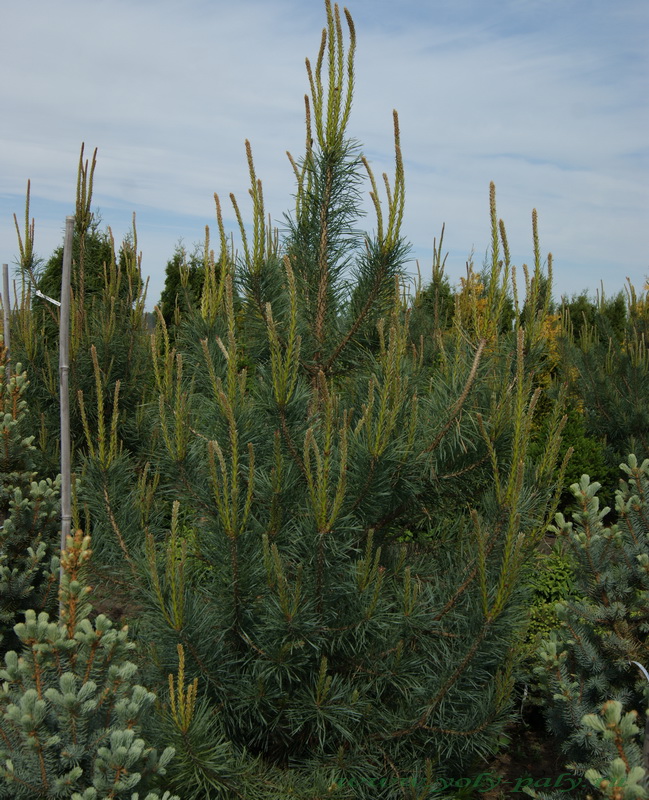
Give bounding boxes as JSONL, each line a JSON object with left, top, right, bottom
{"left": 0, "top": 530, "right": 177, "bottom": 799}
{"left": 534, "top": 456, "right": 649, "bottom": 793}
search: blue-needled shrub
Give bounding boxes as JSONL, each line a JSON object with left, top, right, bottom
{"left": 531, "top": 457, "right": 649, "bottom": 796}
{"left": 0, "top": 531, "right": 177, "bottom": 799}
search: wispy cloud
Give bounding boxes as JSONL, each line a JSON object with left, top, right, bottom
{"left": 1, "top": 0, "right": 647, "bottom": 305}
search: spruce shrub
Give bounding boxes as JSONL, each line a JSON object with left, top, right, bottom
{"left": 0, "top": 531, "right": 177, "bottom": 799}
{"left": 532, "top": 456, "right": 649, "bottom": 796}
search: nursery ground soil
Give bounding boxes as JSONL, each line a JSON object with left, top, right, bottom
{"left": 87, "top": 563, "right": 143, "bottom": 623}
{"left": 477, "top": 707, "right": 571, "bottom": 799}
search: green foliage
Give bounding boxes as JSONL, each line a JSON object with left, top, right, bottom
{"left": 560, "top": 290, "right": 627, "bottom": 344}
{"left": 9, "top": 150, "right": 152, "bottom": 472}
{"left": 158, "top": 244, "right": 205, "bottom": 330}
{"left": 37, "top": 220, "right": 113, "bottom": 305}
{"left": 525, "top": 549, "right": 576, "bottom": 645}
{"left": 582, "top": 701, "right": 648, "bottom": 799}
{"left": 0, "top": 531, "right": 177, "bottom": 800}
{"left": 557, "top": 284, "right": 649, "bottom": 481}
{"left": 70, "top": 793, "right": 179, "bottom": 800}
{"left": 0, "top": 355, "right": 60, "bottom": 654}
{"left": 30, "top": 149, "right": 142, "bottom": 348}
{"left": 13, "top": 2, "right": 646, "bottom": 796}
{"left": 156, "top": 642, "right": 355, "bottom": 800}
{"left": 535, "top": 456, "right": 649, "bottom": 782}
{"left": 558, "top": 407, "right": 615, "bottom": 508}
{"left": 408, "top": 228, "right": 455, "bottom": 371}
{"left": 87, "top": 7, "right": 569, "bottom": 797}
{"left": 413, "top": 266, "right": 455, "bottom": 327}
{"left": 524, "top": 700, "right": 648, "bottom": 800}
{"left": 530, "top": 398, "right": 614, "bottom": 516}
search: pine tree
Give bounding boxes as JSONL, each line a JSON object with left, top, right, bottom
{"left": 557, "top": 283, "right": 649, "bottom": 481}
{"left": 73, "top": 4, "right": 571, "bottom": 797}
{"left": 559, "top": 289, "right": 627, "bottom": 344}
{"left": 158, "top": 244, "right": 205, "bottom": 331}
{"left": 9, "top": 147, "right": 152, "bottom": 472}
{"left": 3, "top": 3, "right": 579, "bottom": 796}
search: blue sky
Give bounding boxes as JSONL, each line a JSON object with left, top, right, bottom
{"left": 1, "top": 0, "right": 647, "bottom": 309}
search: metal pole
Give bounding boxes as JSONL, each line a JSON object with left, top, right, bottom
{"left": 59, "top": 217, "right": 74, "bottom": 611}
{"left": 1, "top": 264, "right": 9, "bottom": 379}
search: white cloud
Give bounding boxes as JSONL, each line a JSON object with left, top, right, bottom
{"left": 1, "top": 0, "right": 647, "bottom": 306}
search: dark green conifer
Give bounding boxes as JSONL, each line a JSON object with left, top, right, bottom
{"left": 80, "top": 4, "right": 568, "bottom": 797}
{"left": 158, "top": 244, "right": 205, "bottom": 331}
{"left": 557, "top": 284, "right": 648, "bottom": 481}
{"left": 10, "top": 148, "right": 152, "bottom": 470}
{"left": 0, "top": 353, "right": 60, "bottom": 654}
